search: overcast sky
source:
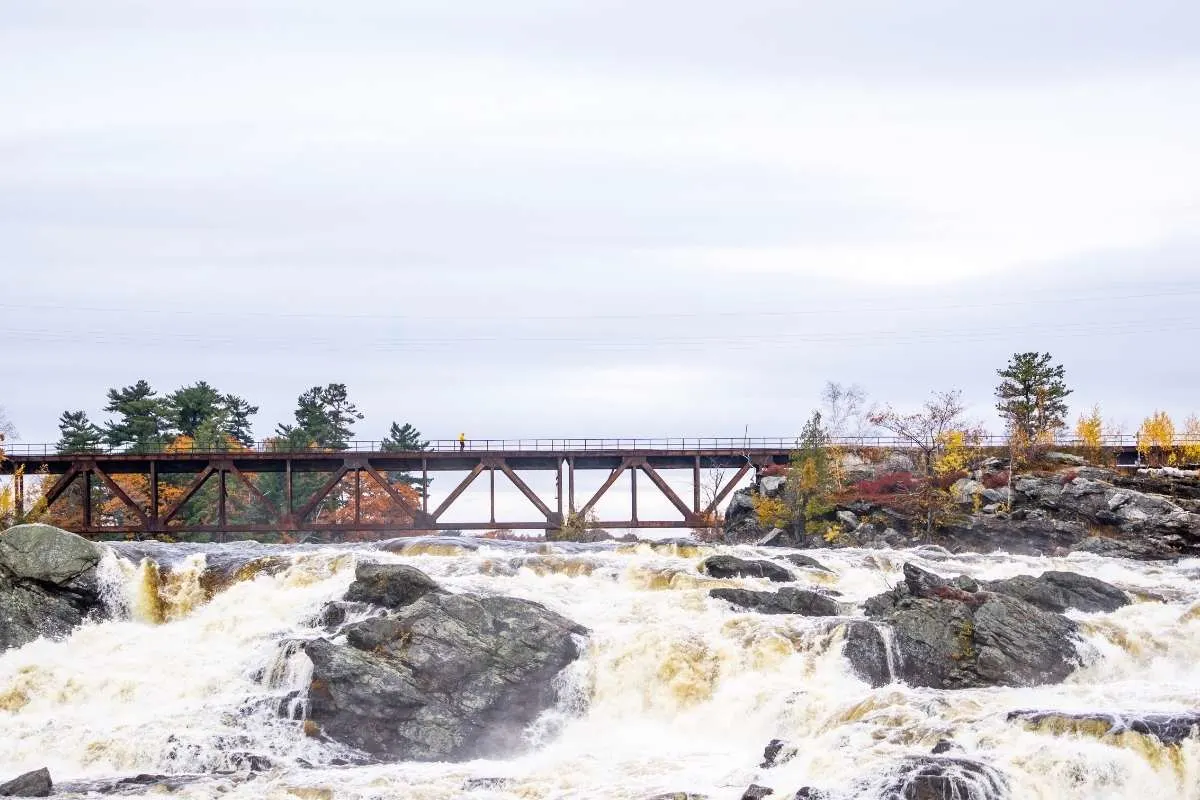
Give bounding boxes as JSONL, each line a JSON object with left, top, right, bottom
{"left": 3, "top": 0, "right": 1199, "bottom": 450}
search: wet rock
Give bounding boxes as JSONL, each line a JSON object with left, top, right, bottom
{"left": 343, "top": 562, "right": 443, "bottom": 609}
{"left": 930, "top": 739, "right": 959, "bottom": 755}
{"left": 699, "top": 556, "right": 793, "bottom": 583}
{"left": 0, "top": 525, "right": 107, "bottom": 653}
{"left": 935, "top": 516, "right": 1088, "bottom": 557}
{"left": 983, "top": 571, "right": 1129, "bottom": 614}
{"left": 876, "top": 756, "right": 1008, "bottom": 800}
{"left": 741, "top": 786, "right": 774, "bottom": 800}
{"left": 842, "top": 621, "right": 892, "bottom": 688}
{"left": 725, "top": 490, "right": 767, "bottom": 544}
{"left": 711, "top": 587, "right": 838, "bottom": 616}
{"left": 760, "top": 739, "right": 796, "bottom": 769}
{"left": 1009, "top": 710, "right": 1200, "bottom": 745}
{"left": 857, "top": 563, "right": 1078, "bottom": 689}
{"left": 783, "top": 554, "right": 831, "bottom": 572}
{"left": 792, "top": 790, "right": 828, "bottom": 800}
{"left": 0, "top": 767, "right": 52, "bottom": 797}
{"left": 1070, "top": 536, "right": 1177, "bottom": 561}
{"left": 303, "top": 568, "right": 587, "bottom": 761}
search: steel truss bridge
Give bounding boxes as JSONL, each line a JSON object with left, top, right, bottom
{"left": 0, "top": 436, "right": 1150, "bottom": 540}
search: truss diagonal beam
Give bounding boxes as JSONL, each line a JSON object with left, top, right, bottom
{"left": 361, "top": 463, "right": 434, "bottom": 526}
{"left": 577, "top": 457, "right": 634, "bottom": 517}
{"left": 41, "top": 464, "right": 82, "bottom": 508}
{"left": 162, "top": 466, "right": 217, "bottom": 525}
{"left": 705, "top": 462, "right": 752, "bottom": 515}
{"left": 294, "top": 465, "right": 351, "bottom": 523}
{"left": 636, "top": 461, "right": 694, "bottom": 519}
{"left": 490, "top": 458, "right": 553, "bottom": 519}
{"left": 431, "top": 463, "right": 485, "bottom": 521}
{"left": 87, "top": 461, "right": 150, "bottom": 529}
{"left": 223, "top": 461, "right": 280, "bottom": 520}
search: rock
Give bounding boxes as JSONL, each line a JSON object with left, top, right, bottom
{"left": 782, "top": 554, "right": 831, "bottom": 572}
{"left": 757, "top": 528, "right": 800, "bottom": 548}
{"left": 842, "top": 621, "right": 892, "bottom": 688}
{"left": 1044, "top": 451, "right": 1087, "bottom": 466}
{"left": 724, "top": 490, "right": 768, "bottom": 544}
{"left": 699, "top": 556, "right": 793, "bottom": 583}
{"left": 882, "top": 453, "right": 916, "bottom": 474}
{"left": 875, "top": 756, "right": 1007, "bottom": 800}
{"left": 930, "top": 739, "right": 959, "bottom": 755}
{"left": 983, "top": 571, "right": 1129, "bottom": 614}
{"left": 343, "top": 562, "right": 443, "bottom": 609}
{"left": 836, "top": 510, "right": 860, "bottom": 530}
{"left": 0, "top": 524, "right": 101, "bottom": 585}
{"left": 0, "top": 525, "right": 107, "bottom": 654}
{"left": 1009, "top": 711, "right": 1200, "bottom": 745}
{"left": 303, "top": 572, "right": 587, "bottom": 761}
{"left": 793, "top": 790, "right": 829, "bottom": 800}
{"left": 760, "top": 739, "right": 795, "bottom": 769}
{"left": 1070, "top": 536, "right": 1178, "bottom": 561}
{"left": 759, "top": 476, "right": 787, "bottom": 498}
{"left": 741, "top": 786, "right": 774, "bottom": 800}
{"left": 936, "top": 516, "right": 1088, "bottom": 557}
{"left": 710, "top": 587, "right": 838, "bottom": 616}
{"left": 950, "top": 479, "right": 985, "bottom": 506}
{"left": 856, "top": 563, "right": 1079, "bottom": 689}
{"left": 0, "top": 767, "right": 52, "bottom": 797}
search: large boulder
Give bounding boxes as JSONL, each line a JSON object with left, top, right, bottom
{"left": 855, "top": 564, "right": 1079, "bottom": 689}
{"left": 302, "top": 565, "right": 586, "bottom": 761}
{"left": 343, "top": 562, "right": 442, "bottom": 608}
{"left": 724, "top": 490, "right": 766, "bottom": 544}
{"left": 983, "top": 571, "right": 1129, "bottom": 614}
{"left": 0, "top": 525, "right": 106, "bottom": 654}
{"left": 710, "top": 587, "right": 838, "bottom": 616}
{"left": 0, "top": 768, "right": 52, "bottom": 797}
{"left": 842, "top": 621, "right": 892, "bottom": 688}
{"left": 1009, "top": 711, "right": 1200, "bottom": 745}
{"left": 699, "top": 556, "right": 793, "bottom": 583}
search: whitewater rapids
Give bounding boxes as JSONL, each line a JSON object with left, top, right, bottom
{"left": 2, "top": 538, "right": 1199, "bottom": 799}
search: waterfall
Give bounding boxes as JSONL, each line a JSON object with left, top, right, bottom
{"left": 2, "top": 540, "right": 1199, "bottom": 798}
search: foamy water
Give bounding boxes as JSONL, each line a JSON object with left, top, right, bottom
{"left": 1, "top": 539, "right": 1198, "bottom": 799}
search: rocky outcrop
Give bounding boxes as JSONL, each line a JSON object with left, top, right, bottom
{"left": 699, "top": 556, "right": 793, "bottom": 583}
{"left": 1009, "top": 711, "right": 1200, "bottom": 745}
{"left": 0, "top": 524, "right": 106, "bottom": 654}
{"left": 936, "top": 516, "right": 1086, "bottom": 556}
{"left": 874, "top": 757, "right": 1008, "bottom": 800}
{"left": 301, "top": 562, "right": 587, "bottom": 761}
{"left": 983, "top": 571, "right": 1129, "bottom": 614}
{"left": 853, "top": 564, "right": 1079, "bottom": 689}
{"left": 842, "top": 621, "right": 893, "bottom": 688}
{"left": 0, "top": 767, "right": 52, "bottom": 797}
{"left": 710, "top": 587, "right": 839, "bottom": 616}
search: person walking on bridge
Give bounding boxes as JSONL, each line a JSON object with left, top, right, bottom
{"left": 458, "top": 432, "right": 466, "bottom": 452}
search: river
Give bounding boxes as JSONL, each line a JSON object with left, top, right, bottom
{"left": 1, "top": 538, "right": 1198, "bottom": 798}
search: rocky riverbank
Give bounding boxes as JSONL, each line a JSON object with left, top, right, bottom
{"left": 725, "top": 459, "right": 1200, "bottom": 560}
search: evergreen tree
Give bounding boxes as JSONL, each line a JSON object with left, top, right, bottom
{"left": 784, "top": 411, "right": 838, "bottom": 538}
{"left": 165, "top": 381, "right": 223, "bottom": 438}
{"left": 995, "top": 352, "right": 1072, "bottom": 444}
{"left": 276, "top": 383, "right": 362, "bottom": 449}
{"left": 57, "top": 411, "right": 105, "bottom": 453}
{"left": 381, "top": 421, "right": 431, "bottom": 494}
{"left": 222, "top": 394, "right": 258, "bottom": 446}
{"left": 103, "top": 381, "right": 169, "bottom": 450}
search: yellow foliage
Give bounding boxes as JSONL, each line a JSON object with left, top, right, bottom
{"left": 1138, "top": 411, "right": 1175, "bottom": 466}
{"left": 1075, "top": 406, "right": 1104, "bottom": 450}
{"left": 934, "top": 430, "right": 976, "bottom": 476}
{"left": 1182, "top": 414, "right": 1200, "bottom": 465}
{"left": 751, "top": 494, "right": 793, "bottom": 530}
{"left": 822, "top": 523, "right": 846, "bottom": 544}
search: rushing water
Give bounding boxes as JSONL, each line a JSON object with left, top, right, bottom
{"left": 2, "top": 538, "right": 1199, "bottom": 799}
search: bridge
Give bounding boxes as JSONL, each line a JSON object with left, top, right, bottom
{"left": 0, "top": 436, "right": 1151, "bottom": 540}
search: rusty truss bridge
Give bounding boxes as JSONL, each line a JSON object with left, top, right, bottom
{"left": 0, "top": 435, "right": 1153, "bottom": 540}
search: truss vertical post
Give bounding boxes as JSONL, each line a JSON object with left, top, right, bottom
{"left": 149, "top": 461, "right": 159, "bottom": 531}
{"left": 354, "top": 468, "right": 362, "bottom": 525}
{"left": 82, "top": 469, "right": 91, "bottom": 530}
{"left": 631, "top": 465, "right": 638, "bottom": 523}
{"left": 13, "top": 471, "right": 23, "bottom": 522}
{"left": 568, "top": 456, "right": 576, "bottom": 514}
{"left": 489, "top": 465, "right": 496, "bottom": 524}
{"left": 556, "top": 459, "right": 563, "bottom": 516}
{"left": 421, "top": 457, "right": 429, "bottom": 512}
{"left": 285, "top": 459, "right": 293, "bottom": 520}
{"left": 218, "top": 468, "right": 228, "bottom": 541}
{"left": 693, "top": 456, "right": 701, "bottom": 513}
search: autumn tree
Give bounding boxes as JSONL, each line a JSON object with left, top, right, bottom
{"left": 754, "top": 412, "right": 839, "bottom": 541}
{"left": 1138, "top": 411, "right": 1176, "bottom": 467}
{"left": 1182, "top": 414, "right": 1200, "bottom": 466}
{"left": 1074, "top": 405, "right": 1106, "bottom": 464}
{"left": 57, "top": 411, "right": 105, "bottom": 453}
{"left": 380, "top": 421, "right": 431, "bottom": 494}
{"left": 103, "top": 380, "right": 170, "bottom": 450}
{"left": 276, "top": 383, "right": 362, "bottom": 450}
{"left": 995, "top": 352, "right": 1072, "bottom": 457}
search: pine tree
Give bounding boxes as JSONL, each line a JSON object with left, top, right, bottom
{"left": 995, "top": 352, "right": 1072, "bottom": 445}
{"left": 222, "top": 395, "right": 258, "bottom": 446}
{"left": 103, "top": 381, "right": 169, "bottom": 450}
{"left": 381, "top": 421, "right": 431, "bottom": 494}
{"left": 276, "top": 383, "right": 363, "bottom": 450}
{"left": 165, "top": 381, "right": 223, "bottom": 438}
{"left": 57, "top": 411, "right": 105, "bottom": 453}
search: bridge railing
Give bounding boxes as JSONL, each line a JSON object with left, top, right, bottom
{"left": 1, "top": 434, "right": 1186, "bottom": 458}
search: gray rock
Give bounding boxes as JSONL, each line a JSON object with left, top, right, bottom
{"left": 0, "top": 767, "right": 52, "bottom": 797}
{"left": 950, "top": 479, "right": 985, "bottom": 506}
{"left": 343, "top": 562, "right": 443, "bottom": 609}
{"left": 836, "top": 510, "right": 860, "bottom": 530}
{"left": 699, "top": 556, "right": 793, "bottom": 583}
{"left": 724, "top": 490, "right": 767, "bottom": 544}
{"left": 842, "top": 621, "right": 892, "bottom": 688}
{"left": 303, "top": 577, "right": 587, "bottom": 761}
{"left": 936, "top": 516, "right": 1088, "bottom": 556}
{"left": 757, "top": 529, "right": 800, "bottom": 548}
{"left": 759, "top": 476, "right": 787, "bottom": 498}
{"left": 740, "top": 786, "right": 774, "bottom": 800}
{"left": 856, "top": 563, "right": 1079, "bottom": 689}
{"left": 0, "top": 524, "right": 101, "bottom": 585}
{"left": 1070, "top": 536, "right": 1178, "bottom": 561}
{"left": 881, "top": 453, "right": 916, "bottom": 474}
{"left": 875, "top": 756, "right": 1007, "bottom": 800}
{"left": 1009, "top": 710, "right": 1200, "bottom": 745}
{"left": 782, "top": 554, "right": 831, "bottom": 572}
{"left": 760, "top": 739, "right": 794, "bottom": 769}
{"left": 984, "top": 571, "right": 1129, "bottom": 614}
{"left": 1044, "top": 451, "right": 1087, "bottom": 466}
{"left": 710, "top": 587, "right": 839, "bottom": 616}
